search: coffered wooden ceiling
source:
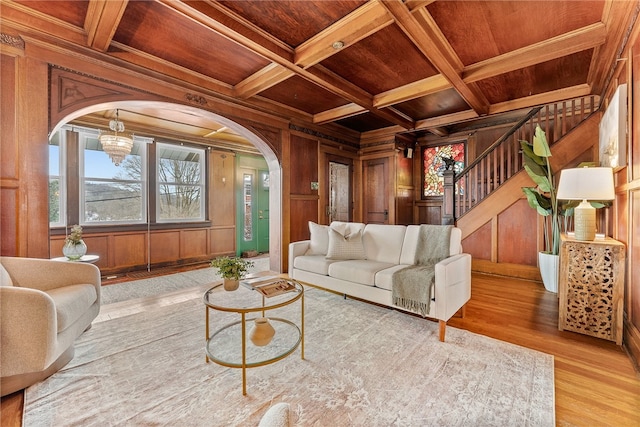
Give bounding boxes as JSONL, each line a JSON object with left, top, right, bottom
{"left": 1, "top": 0, "right": 636, "bottom": 141}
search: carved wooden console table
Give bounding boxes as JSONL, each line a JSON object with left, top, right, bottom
{"left": 558, "top": 234, "right": 625, "bottom": 345}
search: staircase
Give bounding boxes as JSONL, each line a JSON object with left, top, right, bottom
{"left": 449, "top": 95, "right": 600, "bottom": 240}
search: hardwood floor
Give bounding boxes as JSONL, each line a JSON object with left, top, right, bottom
{"left": 2, "top": 272, "right": 639, "bottom": 426}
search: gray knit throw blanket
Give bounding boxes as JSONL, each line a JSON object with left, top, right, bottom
{"left": 392, "top": 225, "right": 453, "bottom": 316}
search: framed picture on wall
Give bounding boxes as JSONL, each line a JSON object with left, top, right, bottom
{"left": 599, "top": 84, "right": 627, "bottom": 168}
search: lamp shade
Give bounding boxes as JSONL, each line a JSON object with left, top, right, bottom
{"left": 556, "top": 167, "right": 615, "bottom": 201}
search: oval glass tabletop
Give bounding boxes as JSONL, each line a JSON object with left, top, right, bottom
{"left": 203, "top": 277, "right": 303, "bottom": 313}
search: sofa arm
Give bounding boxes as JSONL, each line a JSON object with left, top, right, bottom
{"left": 288, "top": 240, "right": 310, "bottom": 277}
{"left": 1, "top": 257, "right": 101, "bottom": 302}
{"left": 0, "top": 286, "right": 58, "bottom": 376}
{"left": 434, "top": 253, "right": 472, "bottom": 321}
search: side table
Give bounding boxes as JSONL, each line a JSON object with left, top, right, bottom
{"left": 558, "top": 234, "right": 625, "bottom": 345}
{"left": 51, "top": 255, "right": 100, "bottom": 263}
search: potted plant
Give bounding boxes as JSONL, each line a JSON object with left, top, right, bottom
{"left": 210, "top": 256, "right": 254, "bottom": 291}
{"left": 62, "top": 224, "right": 87, "bottom": 261}
{"left": 521, "top": 126, "right": 564, "bottom": 293}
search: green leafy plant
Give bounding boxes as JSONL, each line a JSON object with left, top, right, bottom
{"left": 65, "top": 224, "right": 84, "bottom": 245}
{"left": 210, "top": 256, "right": 254, "bottom": 280}
{"left": 521, "top": 126, "right": 563, "bottom": 256}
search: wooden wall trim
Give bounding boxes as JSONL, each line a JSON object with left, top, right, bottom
{"left": 472, "top": 259, "right": 541, "bottom": 281}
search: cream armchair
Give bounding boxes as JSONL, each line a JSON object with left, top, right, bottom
{"left": 0, "top": 256, "right": 101, "bottom": 396}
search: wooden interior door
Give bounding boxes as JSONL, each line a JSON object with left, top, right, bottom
{"left": 363, "top": 158, "right": 389, "bottom": 224}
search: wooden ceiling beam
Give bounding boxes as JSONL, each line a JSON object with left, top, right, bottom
{"left": 490, "top": 84, "right": 593, "bottom": 115}
{"left": 85, "top": 0, "right": 128, "bottom": 52}
{"left": 405, "top": 0, "right": 437, "bottom": 12}
{"left": 295, "top": 0, "right": 394, "bottom": 68}
{"left": 383, "top": 0, "right": 490, "bottom": 116}
{"left": 414, "top": 110, "right": 478, "bottom": 131}
{"left": 235, "top": 63, "right": 295, "bottom": 99}
{"left": 463, "top": 22, "right": 607, "bottom": 83}
{"left": 313, "top": 103, "right": 367, "bottom": 125}
{"left": 373, "top": 74, "right": 450, "bottom": 108}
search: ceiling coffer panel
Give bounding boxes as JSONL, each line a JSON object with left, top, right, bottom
{"left": 113, "top": 1, "right": 270, "bottom": 85}
{"left": 321, "top": 23, "right": 439, "bottom": 95}
{"left": 427, "top": 0, "right": 604, "bottom": 66}
{"left": 259, "top": 75, "right": 351, "bottom": 115}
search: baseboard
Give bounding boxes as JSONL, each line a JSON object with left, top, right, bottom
{"left": 623, "top": 316, "right": 640, "bottom": 374}
{"left": 472, "top": 259, "right": 541, "bottom": 281}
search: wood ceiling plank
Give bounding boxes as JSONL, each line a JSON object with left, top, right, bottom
{"left": 490, "top": 84, "right": 592, "bottom": 115}
{"left": 587, "top": 0, "right": 638, "bottom": 94}
{"left": 373, "top": 74, "right": 450, "bottom": 108}
{"left": 383, "top": 0, "right": 490, "bottom": 116}
{"left": 313, "top": 103, "right": 366, "bottom": 124}
{"left": 235, "top": 64, "right": 295, "bottom": 99}
{"left": 294, "top": 0, "right": 394, "bottom": 68}
{"left": 85, "top": 0, "right": 128, "bottom": 51}
{"left": 463, "top": 23, "right": 607, "bottom": 84}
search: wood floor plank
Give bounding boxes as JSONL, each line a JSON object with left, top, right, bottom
{"left": 2, "top": 271, "right": 639, "bottom": 426}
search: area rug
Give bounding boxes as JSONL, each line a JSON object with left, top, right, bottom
{"left": 24, "top": 286, "right": 555, "bottom": 426}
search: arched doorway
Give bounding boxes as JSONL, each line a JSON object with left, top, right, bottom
{"left": 50, "top": 101, "right": 283, "bottom": 273}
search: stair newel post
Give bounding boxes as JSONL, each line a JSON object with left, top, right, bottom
{"left": 442, "top": 169, "right": 456, "bottom": 225}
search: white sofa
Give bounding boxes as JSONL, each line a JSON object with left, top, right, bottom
{"left": 288, "top": 222, "right": 471, "bottom": 341}
{"left": 0, "top": 257, "right": 101, "bottom": 396}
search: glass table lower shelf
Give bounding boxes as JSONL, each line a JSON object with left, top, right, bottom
{"left": 206, "top": 317, "right": 301, "bottom": 368}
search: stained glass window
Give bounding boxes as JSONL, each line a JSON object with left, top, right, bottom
{"left": 422, "top": 142, "right": 465, "bottom": 197}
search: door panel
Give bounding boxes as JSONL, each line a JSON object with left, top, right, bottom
{"left": 256, "top": 169, "right": 269, "bottom": 253}
{"left": 364, "top": 158, "right": 389, "bottom": 224}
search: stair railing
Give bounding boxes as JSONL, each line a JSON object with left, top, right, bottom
{"left": 451, "top": 95, "right": 599, "bottom": 220}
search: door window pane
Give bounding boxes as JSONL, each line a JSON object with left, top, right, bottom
{"left": 243, "top": 173, "right": 253, "bottom": 241}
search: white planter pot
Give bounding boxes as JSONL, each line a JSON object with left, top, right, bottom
{"left": 538, "top": 252, "right": 559, "bottom": 293}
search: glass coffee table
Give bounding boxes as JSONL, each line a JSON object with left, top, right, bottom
{"left": 203, "top": 277, "right": 304, "bottom": 395}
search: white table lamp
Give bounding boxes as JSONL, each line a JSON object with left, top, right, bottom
{"left": 556, "top": 167, "right": 615, "bottom": 241}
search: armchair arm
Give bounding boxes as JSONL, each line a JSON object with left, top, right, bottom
{"left": 434, "top": 253, "right": 472, "bottom": 321}
{"left": 288, "top": 240, "right": 310, "bottom": 277}
{"left": 0, "top": 257, "right": 100, "bottom": 301}
{"left": 0, "top": 287, "right": 58, "bottom": 376}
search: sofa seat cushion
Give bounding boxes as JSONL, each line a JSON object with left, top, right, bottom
{"left": 293, "top": 255, "right": 338, "bottom": 276}
{"left": 374, "top": 264, "right": 414, "bottom": 291}
{"left": 46, "top": 284, "right": 98, "bottom": 333}
{"left": 328, "top": 260, "right": 395, "bottom": 286}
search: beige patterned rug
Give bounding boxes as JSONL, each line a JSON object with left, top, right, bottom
{"left": 24, "top": 285, "right": 555, "bottom": 426}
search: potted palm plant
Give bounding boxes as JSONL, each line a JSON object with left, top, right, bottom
{"left": 210, "top": 256, "right": 254, "bottom": 291}
{"left": 521, "top": 126, "right": 563, "bottom": 293}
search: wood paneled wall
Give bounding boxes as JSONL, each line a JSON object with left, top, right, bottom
{"left": 288, "top": 133, "right": 319, "bottom": 243}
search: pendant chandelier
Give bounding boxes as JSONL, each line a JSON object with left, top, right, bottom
{"left": 99, "top": 109, "right": 133, "bottom": 166}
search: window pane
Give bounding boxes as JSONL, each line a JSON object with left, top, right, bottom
{"left": 157, "top": 143, "right": 205, "bottom": 222}
{"left": 49, "top": 130, "right": 65, "bottom": 227}
{"left": 81, "top": 131, "right": 145, "bottom": 224}
{"left": 49, "top": 178, "right": 61, "bottom": 223}
{"left": 423, "top": 143, "right": 465, "bottom": 196}
{"left": 158, "top": 185, "right": 202, "bottom": 220}
{"left": 84, "top": 181, "right": 143, "bottom": 222}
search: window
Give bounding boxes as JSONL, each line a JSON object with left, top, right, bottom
{"left": 422, "top": 142, "right": 465, "bottom": 197}
{"left": 49, "top": 128, "right": 66, "bottom": 227}
{"left": 81, "top": 130, "right": 146, "bottom": 224}
{"left": 156, "top": 143, "right": 205, "bottom": 222}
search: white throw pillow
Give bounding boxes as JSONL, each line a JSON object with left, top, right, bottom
{"left": 306, "top": 221, "right": 330, "bottom": 255}
{"left": 0, "top": 263, "right": 13, "bottom": 287}
{"left": 326, "top": 227, "right": 367, "bottom": 260}
{"left": 258, "top": 402, "right": 291, "bottom": 427}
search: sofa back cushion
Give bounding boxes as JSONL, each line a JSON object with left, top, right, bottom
{"left": 362, "top": 224, "right": 407, "bottom": 263}
{"left": 400, "top": 225, "right": 462, "bottom": 264}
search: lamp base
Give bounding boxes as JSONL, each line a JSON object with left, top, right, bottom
{"left": 574, "top": 200, "right": 596, "bottom": 241}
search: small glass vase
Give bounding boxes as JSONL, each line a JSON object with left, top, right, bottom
{"left": 62, "top": 240, "right": 87, "bottom": 261}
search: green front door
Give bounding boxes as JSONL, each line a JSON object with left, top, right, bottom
{"left": 236, "top": 158, "right": 269, "bottom": 256}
